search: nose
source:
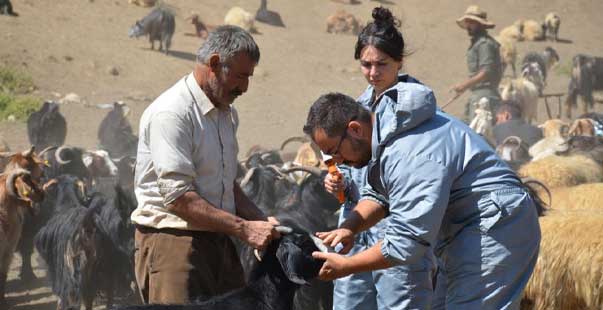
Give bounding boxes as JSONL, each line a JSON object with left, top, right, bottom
{"left": 369, "top": 65, "right": 379, "bottom": 79}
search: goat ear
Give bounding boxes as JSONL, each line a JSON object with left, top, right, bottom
{"left": 276, "top": 240, "right": 309, "bottom": 285}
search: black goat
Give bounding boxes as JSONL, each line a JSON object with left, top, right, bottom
{"left": 565, "top": 54, "right": 603, "bottom": 118}
{"left": 255, "top": 0, "right": 285, "bottom": 27}
{"left": 17, "top": 175, "right": 87, "bottom": 281}
{"left": 27, "top": 101, "right": 67, "bottom": 151}
{"left": 128, "top": 7, "right": 175, "bottom": 55}
{"left": 35, "top": 189, "right": 136, "bottom": 310}
{"left": 114, "top": 232, "right": 324, "bottom": 310}
{"left": 239, "top": 165, "right": 298, "bottom": 215}
{"left": 98, "top": 102, "right": 139, "bottom": 158}
{"left": 0, "top": 0, "right": 17, "bottom": 16}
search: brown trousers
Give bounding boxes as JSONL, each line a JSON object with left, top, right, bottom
{"left": 134, "top": 226, "right": 245, "bottom": 304}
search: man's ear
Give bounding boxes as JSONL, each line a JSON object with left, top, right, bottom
{"left": 208, "top": 54, "right": 221, "bottom": 72}
{"left": 347, "top": 120, "right": 366, "bottom": 139}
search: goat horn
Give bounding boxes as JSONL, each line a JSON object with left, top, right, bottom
{"left": 75, "top": 179, "right": 87, "bottom": 203}
{"left": 521, "top": 177, "right": 552, "bottom": 208}
{"left": 6, "top": 168, "right": 31, "bottom": 198}
{"left": 21, "top": 146, "right": 35, "bottom": 157}
{"left": 280, "top": 166, "right": 323, "bottom": 177}
{"left": 42, "top": 178, "right": 59, "bottom": 191}
{"left": 275, "top": 225, "right": 293, "bottom": 234}
{"left": 309, "top": 234, "right": 334, "bottom": 253}
{"left": 38, "top": 145, "right": 58, "bottom": 156}
{"left": 240, "top": 167, "right": 257, "bottom": 188}
{"left": 253, "top": 249, "right": 263, "bottom": 262}
{"left": 55, "top": 146, "right": 72, "bottom": 165}
{"left": 280, "top": 136, "right": 309, "bottom": 151}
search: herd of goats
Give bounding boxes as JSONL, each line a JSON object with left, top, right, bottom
{"left": 0, "top": 100, "right": 341, "bottom": 310}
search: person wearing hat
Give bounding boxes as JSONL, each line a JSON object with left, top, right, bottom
{"left": 451, "top": 5, "right": 503, "bottom": 123}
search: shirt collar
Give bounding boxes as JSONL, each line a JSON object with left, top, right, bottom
{"left": 185, "top": 72, "right": 217, "bottom": 116}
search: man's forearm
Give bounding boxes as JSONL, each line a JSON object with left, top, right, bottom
{"left": 346, "top": 241, "right": 393, "bottom": 274}
{"left": 461, "top": 68, "right": 488, "bottom": 90}
{"left": 340, "top": 199, "right": 386, "bottom": 234}
{"left": 234, "top": 183, "right": 267, "bottom": 221}
{"left": 167, "top": 191, "right": 246, "bottom": 237}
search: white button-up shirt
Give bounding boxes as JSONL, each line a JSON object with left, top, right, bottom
{"left": 131, "top": 73, "right": 239, "bottom": 231}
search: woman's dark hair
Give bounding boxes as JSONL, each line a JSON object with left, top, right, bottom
{"left": 354, "top": 7, "right": 406, "bottom": 61}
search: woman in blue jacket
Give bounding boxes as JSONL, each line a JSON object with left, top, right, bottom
{"left": 324, "top": 7, "right": 436, "bottom": 310}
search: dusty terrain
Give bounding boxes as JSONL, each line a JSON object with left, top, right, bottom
{"left": 1, "top": 0, "right": 602, "bottom": 308}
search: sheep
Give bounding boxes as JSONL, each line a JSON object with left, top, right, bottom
{"left": 521, "top": 62, "right": 545, "bottom": 95}
{"left": 561, "top": 135, "right": 603, "bottom": 166}
{"left": 521, "top": 19, "right": 545, "bottom": 41}
{"left": 495, "top": 36, "right": 517, "bottom": 77}
{"left": 255, "top": 0, "right": 285, "bottom": 27}
{"left": 224, "top": 7, "right": 254, "bottom": 33}
{"left": 496, "top": 136, "right": 531, "bottom": 170}
{"left": 326, "top": 10, "right": 361, "bottom": 35}
{"left": 499, "top": 77, "right": 539, "bottom": 124}
{"left": 568, "top": 118, "right": 596, "bottom": 137}
{"left": 548, "top": 183, "right": 603, "bottom": 211}
{"left": 128, "top": 7, "right": 176, "bottom": 55}
{"left": 187, "top": 14, "right": 209, "bottom": 39}
{"left": 543, "top": 12, "right": 561, "bottom": 42}
{"left": 528, "top": 119, "right": 570, "bottom": 161}
{"left": 517, "top": 155, "right": 603, "bottom": 189}
{"left": 522, "top": 209, "right": 603, "bottom": 309}
{"left": 114, "top": 231, "right": 325, "bottom": 310}
{"left": 498, "top": 21, "right": 523, "bottom": 41}
{"left": 521, "top": 47, "right": 560, "bottom": 86}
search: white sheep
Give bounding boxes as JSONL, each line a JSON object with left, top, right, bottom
{"left": 500, "top": 77, "right": 539, "bottom": 124}
{"left": 498, "top": 20, "right": 523, "bottom": 41}
{"left": 527, "top": 119, "right": 569, "bottom": 161}
{"left": 495, "top": 35, "right": 517, "bottom": 77}
{"left": 326, "top": 10, "right": 361, "bottom": 35}
{"left": 522, "top": 19, "right": 545, "bottom": 41}
{"left": 543, "top": 12, "right": 561, "bottom": 42}
{"left": 224, "top": 6, "right": 254, "bottom": 32}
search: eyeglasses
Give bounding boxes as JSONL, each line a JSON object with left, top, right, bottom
{"left": 325, "top": 128, "right": 348, "bottom": 157}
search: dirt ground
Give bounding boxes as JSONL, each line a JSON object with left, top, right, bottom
{"left": 1, "top": 0, "right": 602, "bottom": 308}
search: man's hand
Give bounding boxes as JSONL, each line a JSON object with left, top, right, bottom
{"left": 239, "top": 221, "right": 280, "bottom": 250}
{"left": 312, "top": 251, "right": 352, "bottom": 281}
{"left": 315, "top": 228, "right": 355, "bottom": 254}
{"left": 324, "top": 172, "right": 344, "bottom": 195}
{"left": 450, "top": 83, "right": 467, "bottom": 97}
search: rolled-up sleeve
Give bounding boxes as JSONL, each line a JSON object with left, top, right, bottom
{"left": 478, "top": 41, "right": 498, "bottom": 77}
{"left": 379, "top": 153, "right": 451, "bottom": 265}
{"left": 148, "top": 111, "right": 195, "bottom": 206}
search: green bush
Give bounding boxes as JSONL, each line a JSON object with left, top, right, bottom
{"left": 0, "top": 92, "right": 41, "bottom": 121}
{"left": 0, "top": 66, "right": 41, "bottom": 121}
{"left": 0, "top": 66, "right": 36, "bottom": 94}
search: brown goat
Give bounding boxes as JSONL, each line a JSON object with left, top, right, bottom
{"left": 0, "top": 147, "right": 46, "bottom": 306}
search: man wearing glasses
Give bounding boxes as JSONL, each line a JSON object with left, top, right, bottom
{"left": 304, "top": 92, "right": 540, "bottom": 309}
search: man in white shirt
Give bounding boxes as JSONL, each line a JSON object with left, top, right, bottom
{"left": 132, "top": 25, "right": 279, "bottom": 304}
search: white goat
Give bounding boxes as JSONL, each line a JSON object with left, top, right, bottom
{"left": 500, "top": 77, "right": 539, "bottom": 124}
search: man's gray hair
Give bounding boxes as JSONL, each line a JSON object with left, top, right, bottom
{"left": 196, "top": 25, "right": 260, "bottom": 65}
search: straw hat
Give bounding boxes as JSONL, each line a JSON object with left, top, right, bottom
{"left": 456, "top": 5, "right": 495, "bottom": 29}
